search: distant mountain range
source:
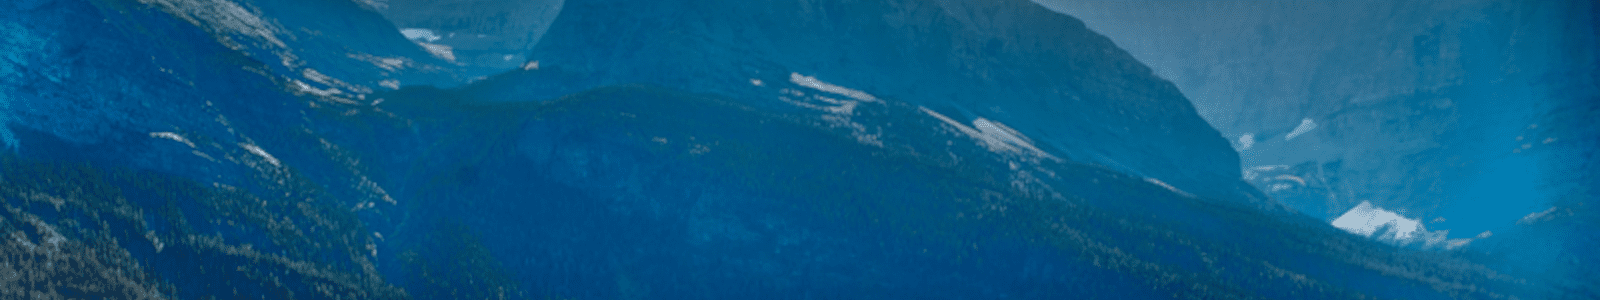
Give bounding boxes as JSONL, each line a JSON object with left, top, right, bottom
{"left": 0, "top": 0, "right": 1592, "bottom": 298}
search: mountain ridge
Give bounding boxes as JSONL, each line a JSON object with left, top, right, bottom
{"left": 523, "top": 0, "right": 1264, "bottom": 207}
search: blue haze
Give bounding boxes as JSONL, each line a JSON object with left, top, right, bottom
{"left": 0, "top": 0, "right": 1593, "bottom": 299}
{"left": 1041, "top": 0, "right": 1598, "bottom": 237}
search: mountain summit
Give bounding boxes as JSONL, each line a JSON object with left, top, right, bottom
{"left": 520, "top": 0, "right": 1268, "bottom": 207}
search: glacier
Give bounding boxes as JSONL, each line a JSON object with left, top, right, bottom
{"left": 0, "top": 0, "right": 1594, "bottom": 299}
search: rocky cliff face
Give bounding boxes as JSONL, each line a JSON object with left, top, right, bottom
{"left": 370, "top": 0, "right": 563, "bottom": 75}
{"left": 2, "top": 0, "right": 427, "bottom": 298}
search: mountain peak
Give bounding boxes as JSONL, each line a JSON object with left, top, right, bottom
{"left": 526, "top": 0, "right": 1260, "bottom": 205}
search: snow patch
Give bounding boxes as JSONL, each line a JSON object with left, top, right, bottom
{"left": 149, "top": 132, "right": 197, "bottom": 148}
{"left": 1331, "top": 201, "right": 1468, "bottom": 249}
{"left": 1269, "top": 183, "right": 1292, "bottom": 192}
{"left": 789, "top": 73, "right": 877, "bottom": 102}
{"left": 920, "top": 107, "right": 1057, "bottom": 160}
{"left": 1250, "top": 165, "right": 1290, "bottom": 172}
{"left": 418, "top": 42, "right": 456, "bottom": 62}
{"left": 291, "top": 80, "right": 342, "bottom": 97}
{"left": 1237, "top": 133, "right": 1254, "bottom": 150}
{"left": 973, "top": 118, "right": 1054, "bottom": 159}
{"left": 400, "top": 28, "right": 442, "bottom": 42}
{"left": 1285, "top": 118, "right": 1317, "bottom": 141}
{"left": 1243, "top": 165, "right": 1289, "bottom": 180}
{"left": 239, "top": 143, "right": 280, "bottom": 166}
{"left": 402, "top": 29, "right": 456, "bottom": 61}
{"left": 1145, "top": 177, "right": 1195, "bottom": 198}
{"left": 775, "top": 75, "right": 883, "bottom": 147}
{"left": 348, "top": 53, "right": 407, "bottom": 71}
{"left": 1517, "top": 206, "right": 1558, "bottom": 224}
{"left": 138, "top": 0, "right": 287, "bottom": 48}
{"left": 1332, "top": 201, "right": 1420, "bottom": 239}
{"left": 522, "top": 60, "right": 540, "bottom": 70}
{"left": 358, "top": 0, "right": 387, "bottom": 9}
{"left": 299, "top": 68, "right": 370, "bottom": 94}
{"left": 379, "top": 79, "right": 400, "bottom": 90}
{"left": 300, "top": 68, "right": 338, "bottom": 86}
{"left": 1272, "top": 174, "right": 1306, "bottom": 186}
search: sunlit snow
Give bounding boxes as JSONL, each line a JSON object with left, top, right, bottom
{"left": 1330, "top": 201, "right": 1470, "bottom": 249}
{"left": 1285, "top": 118, "right": 1317, "bottom": 141}
{"left": 789, "top": 73, "right": 878, "bottom": 102}
{"left": 921, "top": 107, "right": 1057, "bottom": 160}
{"left": 239, "top": 143, "right": 280, "bottom": 166}
{"left": 417, "top": 42, "right": 456, "bottom": 62}
{"left": 149, "top": 132, "right": 197, "bottom": 148}
{"left": 400, "top": 28, "right": 442, "bottom": 42}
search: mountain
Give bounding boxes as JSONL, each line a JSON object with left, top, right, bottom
{"left": 1041, "top": 0, "right": 1599, "bottom": 294}
{"left": 520, "top": 0, "right": 1271, "bottom": 209}
{"left": 2, "top": 0, "right": 424, "bottom": 298}
{"left": 134, "top": 0, "right": 471, "bottom": 91}
{"left": 357, "top": 79, "right": 1509, "bottom": 299}
{"left": 1039, "top": 0, "right": 1598, "bottom": 237}
{"left": 1, "top": 0, "right": 1587, "bottom": 298}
